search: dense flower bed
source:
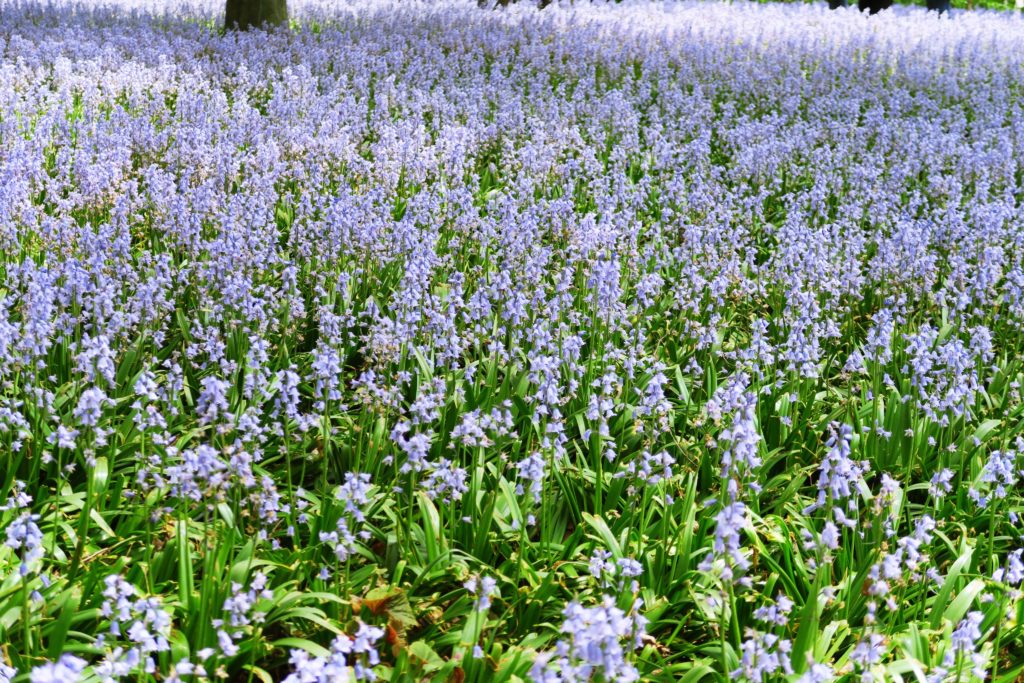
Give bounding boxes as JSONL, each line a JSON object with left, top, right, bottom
{"left": 3, "top": 0, "right": 1024, "bottom": 680}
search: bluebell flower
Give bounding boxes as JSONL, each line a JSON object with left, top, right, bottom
{"left": 530, "top": 596, "right": 647, "bottom": 683}
{"left": 29, "top": 655, "right": 87, "bottom": 683}
{"left": 464, "top": 575, "right": 498, "bottom": 612}
{"left": 282, "top": 622, "right": 384, "bottom": 683}
{"left": 5, "top": 509, "right": 43, "bottom": 577}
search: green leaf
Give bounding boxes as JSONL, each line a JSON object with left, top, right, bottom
{"left": 942, "top": 578, "right": 986, "bottom": 628}
{"left": 790, "top": 572, "right": 821, "bottom": 673}
{"left": 89, "top": 456, "right": 109, "bottom": 495}
{"left": 45, "top": 590, "right": 80, "bottom": 659}
{"left": 360, "top": 586, "right": 418, "bottom": 630}
{"left": 407, "top": 640, "right": 445, "bottom": 673}
{"left": 271, "top": 638, "right": 331, "bottom": 659}
{"left": 177, "top": 520, "right": 194, "bottom": 611}
{"left": 678, "top": 665, "right": 717, "bottom": 683}
{"left": 582, "top": 512, "right": 622, "bottom": 558}
{"left": 929, "top": 546, "right": 973, "bottom": 630}
{"left": 242, "top": 665, "right": 274, "bottom": 683}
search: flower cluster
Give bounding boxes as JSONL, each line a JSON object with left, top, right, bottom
{"left": 211, "top": 572, "right": 273, "bottom": 658}
{"left": 530, "top": 596, "right": 648, "bottom": 683}
{"left": 95, "top": 574, "right": 173, "bottom": 680}
{"left": 464, "top": 575, "right": 499, "bottom": 613}
{"left": 0, "top": 0, "right": 1022, "bottom": 680}
{"left": 282, "top": 623, "right": 385, "bottom": 683}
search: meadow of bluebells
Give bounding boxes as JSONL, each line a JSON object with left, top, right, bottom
{"left": 3, "top": 0, "right": 1024, "bottom": 680}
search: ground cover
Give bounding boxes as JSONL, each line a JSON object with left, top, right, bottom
{"left": 2, "top": 1, "right": 1024, "bottom": 681}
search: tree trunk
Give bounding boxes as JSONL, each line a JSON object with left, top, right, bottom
{"left": 225, "top": 0, "right": 288, "bottom": 31}
{"left": 857, "top": 0, "right": 891, "bottom": 13}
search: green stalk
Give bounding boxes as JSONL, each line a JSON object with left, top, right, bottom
{"left": 66, "top": 460, "right": 94, "bottom": 583}
{"left": 991, "top": 592, "right": 1006, "bottom": 681}
{"left": 719, "top": 591, "right": 731, "bottom": 678}
{"left": 21, "top": 572, "right": 32, "bottom": 657}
